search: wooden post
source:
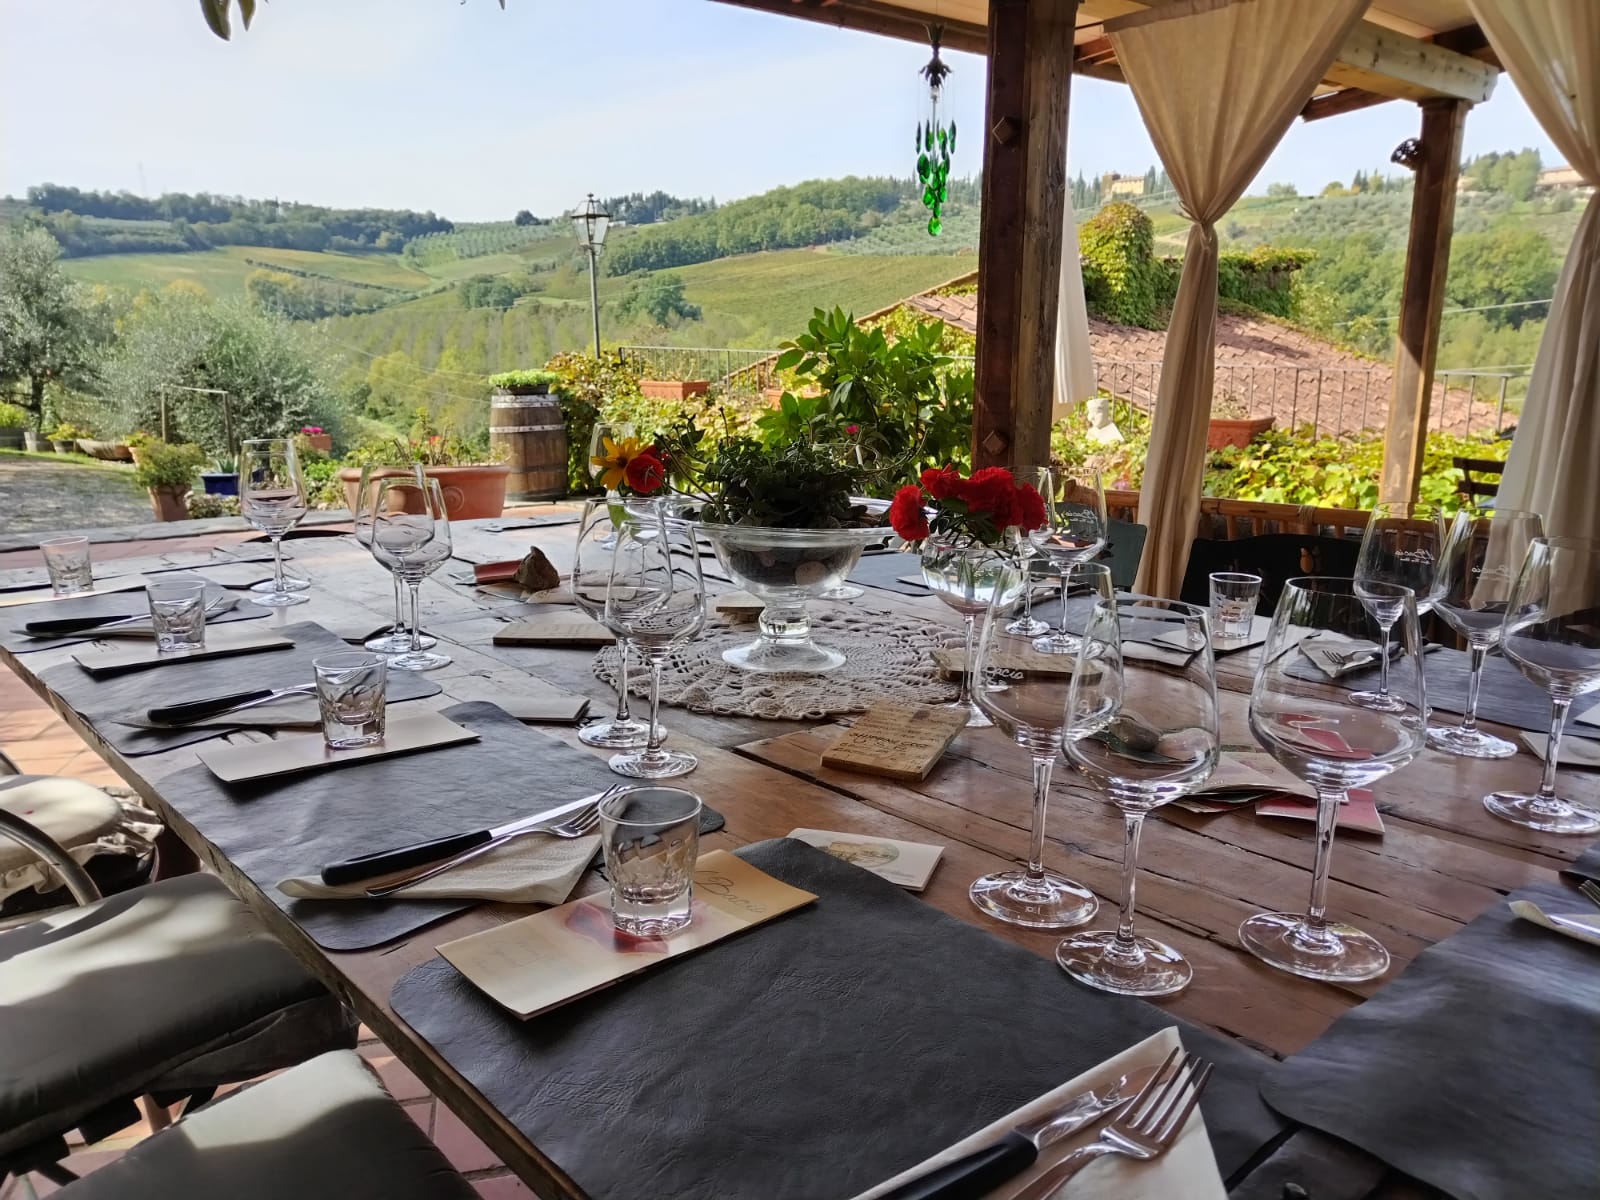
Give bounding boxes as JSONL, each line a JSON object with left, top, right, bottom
{"left": 1379, "top": 98, "right": 1468, "bottom": 504}
{"left": 973, "top": 0, "right": 1076, "bottom": 469}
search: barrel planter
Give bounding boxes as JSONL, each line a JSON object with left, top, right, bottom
{"left": 489, "top": 389, "right": 568, "bottom": 501}
{"left": 338, "top": 464, "right": 509, "bottom": 521}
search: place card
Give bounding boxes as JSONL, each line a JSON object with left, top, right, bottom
{"left": 1520, "top": 731, "right": 1600, "bottom": 768}
{"left": 492, "top": 615, "right": 614, "bottom": 647}
{"left": 196, "top": 710, "right": 479, "bottom": 783}
{"left": 0, "top": 577, "right": 148, "bottom": 609}
{"left": 932, "top": 646, "right": 1075, "bottom": 679}
{"left": 821, "top": 702, "right": 969, "bottom": 781}
{"left": 71, "top": 629, "right": 294, "bottom": 678}
{"left": 786, "top": 828, "right": 943, "bottom": 891}
{"left": 1256, "top": 787, "right": 1385, "bottom": 835}
{"left": 438, "top": 849, "right": 817, "bottom": 1019}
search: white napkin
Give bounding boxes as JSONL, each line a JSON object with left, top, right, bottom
{"left": 1519, "top": 732, "right": 1600, "bottom": 769}
{"left": 1301, "top": 634, "right": 1382, "bottom": 679}
{"left": 852, "top": 1027, "right": 1224, "bottom": 1200}
{"left": 278, "top": 832, "right": 600, "bottom": 904}
{"left": 1509, "top": 899, "right": 1600, "bottom": 949}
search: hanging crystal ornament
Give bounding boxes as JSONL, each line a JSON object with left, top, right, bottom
{"left": 916, "top": 25, "right": 955, "bottom": 236}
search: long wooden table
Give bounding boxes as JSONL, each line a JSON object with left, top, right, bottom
{"left": 2, "top": 520, "right": 1592, "bottom": 1200}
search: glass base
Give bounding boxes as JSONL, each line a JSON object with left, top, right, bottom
{"left": 1349, "top": 689, "right": 1406, "bottom": 713}
{"left": 609, "top": 749, "right": 698, "bottom": 779}
{"left": 365, "top": 631, "right": 436, "bottom": 654}
{"left": 1428, "top": 723, "right": 1516, "bottom": 759}
{"left": 821, "top": 584, "right": 864, "bottom": 600}
{"left": 723, "top": 637, "right": 845, "bottom": 674}
{"left": 249, "top": 591, "right": 310, "bottom": 608}
{"left": 949, "top": 698, "right": 991, "bottom": 728}
{"left": 613, "top": 898, "right": 692, "bottom": 937}
{"left": 1006, "top": 615, "right": 1050, "bottom": 637}
{"left": 1483, "top": 790, "right": 1600, "bottom": 834}
{"left": 1239, "top": 911, "right": 1390, "bottom": 982}
{"left": 251, "top": 575, "right": 310, "bottom": 593}
{"left": 1055, "top": 930, "right": 1192, "bottom": 997}
{"left": 1032, "top": 631, "right": 1082, "bottom": 656}
{"left": 578, "top": 717, "right": 659, "bottom": 749}
{"left": 386, "top": 649, "right": 452, "bottom": 671}
{"left": 969, "top": 870, "right": 1098, "bottom": 929}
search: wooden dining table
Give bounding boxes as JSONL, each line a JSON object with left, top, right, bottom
{"left": 1, "top": 515, "right": 1593, "bottom": 1200}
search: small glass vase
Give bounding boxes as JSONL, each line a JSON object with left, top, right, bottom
{"left": 920, "top": 537, "right": 1025, "bottom": 727}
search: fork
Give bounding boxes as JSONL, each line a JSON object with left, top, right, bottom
{"left": 1578, "top": 878, "right": 1600, "bottom": 913}
{"left": 1013, "top": 1050, "right": 1213, "bottom": 1200}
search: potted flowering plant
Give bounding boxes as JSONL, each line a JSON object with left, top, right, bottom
{"left": 50, "top": 423, "right": 90, "bottom": 454}
{"left": 133, "top": 441, "right": 206, "bottom": 521}
{"left": 337, "top": 409, "right": 509, "bottom": 520}
{"left": 300, "top": 425, "right": 333, "bottom": 453}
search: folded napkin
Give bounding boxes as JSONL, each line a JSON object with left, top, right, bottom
{"left": 278, "top": 830, "right": 600, "bottom": 904}
{"left": 1509, "top": 898, "right": 1600, "bottom": 949}
{"left": 852, "top": 1026, "right": 1223, "bottom": 1200}
{"left": 1301, "top": 634, "right": 1382, "bottom": 679}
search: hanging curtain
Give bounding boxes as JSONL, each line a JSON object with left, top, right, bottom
{"left": 1468, "top": 0, "right": 1600, "bottom": 541}
{"left": 1107, "top": 0, "right": 1366, "bottom": 596}
{"left": 1054, "top": 190, "right": 1097, "bottom": 416}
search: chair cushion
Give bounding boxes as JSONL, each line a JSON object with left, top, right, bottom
{"left": 0, "top": 873, "right": 333, "bottom": 1155}
{"left": 1179, "top": 533, "right": 1360, "bottom": 613}
{"left": 0, "top": 777, "right": 123, "bottom": 873}
{"left": 59, "top": 1050, "right": 478, "bottom": 1200}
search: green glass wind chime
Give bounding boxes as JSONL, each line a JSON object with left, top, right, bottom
{"left": 915, "top": 25, "right": 955, "bottom": 236}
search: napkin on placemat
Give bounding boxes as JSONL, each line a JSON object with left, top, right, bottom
{"left": 279, "top": 831, "right": 600, "bottom": 904}
{"left": 1, "top": 582, "right": 271, "bottom": 653}
{"left": 1508, "top": 897, "right": 1600, "bottom": 949}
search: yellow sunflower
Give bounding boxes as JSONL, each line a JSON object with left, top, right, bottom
{"left": 591, "top": 434, "right": 646, "bottom": 490}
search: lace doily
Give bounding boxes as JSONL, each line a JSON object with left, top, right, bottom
{"left": 593, "top": 607, "right": 960, "bottom": 720}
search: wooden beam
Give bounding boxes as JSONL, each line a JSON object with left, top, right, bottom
{"left": 1380, "top": 98, "right": 1469, "bottom": 506}
{"left": 973, "top": 0, "right": 1077, "bottom": 469}
{"left": 1301, "top": 86, "right": 1395, "bottom": 123}
{"left": 1322, "top": 21, "right": 1497, "bottom": 103}
{"left": 708, "top": 0, "right": 988, "bottom": 55}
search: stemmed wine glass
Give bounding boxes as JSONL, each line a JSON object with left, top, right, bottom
{"left": 1242, "top": 577, "right": 1426, "bottom": 982}
{"left": 1429, "top": 508, "right": 1544, "bottom": 758}
{"left": 351, "top": 464, "right": 439, "bottom": 656}
{"left": 1058, "top": 597, "right": 1219, "bottom": 996}
{"left": 1351, "top": 502, "right": 1445, "bottom": 711}
{"left": 1031, "top": 469, "right": 1108, "bottom": 654}
{"left": 967, "top": 564, "right": 1099, "bottom": 929}
{"left": 239, "top": 438, "right": 309, "bottom": 608}
{"left": 598, "top": 509, "right": 707, "bottom": 779}
{"left": 571, "top": 498, "right": 654, "bottom": 750}
{"left": 1002, "top": 467, "right": 1052, "bottom": 637}
{"left": 920, "top": 536, "right": 1027, "bottom": 728}
{"left": 1483, "top": 536, "right": 1600, "bottom": 835}
{"left": 369, "top": 477, "right": 453, "bottom": 672}
{"left": 589, "top": 422, "right": 637, "bottom": 551}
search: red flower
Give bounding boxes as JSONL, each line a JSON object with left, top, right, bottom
{"left": 963, "top": 467, "right": 1020, "bottom": 528}
{"left": 921, "top": 465, "right": 962, "bottom": 500}
{"left": 1013, "top": 483, "right": 1046, "bottom": 533}
{"left": 624, "top": 450, "right": 666, "bottom": 495}
{"left": 888, "top": 485, "right": 930, "bottom": 541}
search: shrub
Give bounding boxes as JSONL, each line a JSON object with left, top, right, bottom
{"left": 186, "top": 493, "right": 241, "bottom": 519}
{"left": 50, "top": 422, "right": 91, "bottom": 441}
{"left": 1079, "top": 202, "right": 1161, "bottom": 328}
{"left": 133, "top": 441, "right": 206, "bottom": 491}
{"left": 0, "top": 402, "right": 30, "bottom": 428}
{"left": 542, "top": 352, "right": 646, "bottom": 492}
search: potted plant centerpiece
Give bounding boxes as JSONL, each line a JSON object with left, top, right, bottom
{"left": 1206, "top": 393, "right": 1274, "bottom": 451}
{"left": 50, "top": 423, "right": 89, "bottom": 454}
{"left": 134, "top": 441, "right": 206, "bottom": 521}
{"left": 202, "top": 453, "right": 239, "bottom": 496}
{"left": 0, "top": 403, "right": 28, "bottom": 451}
{"left": 337, "top": 409, "right": 509, "bottom": 520}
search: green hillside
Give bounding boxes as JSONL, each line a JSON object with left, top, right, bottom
{"left": 63, "top": 244, "right": 436, "bottom": 294}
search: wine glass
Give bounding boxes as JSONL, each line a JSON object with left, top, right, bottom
{"left": 816, "top": 441, "right": 867, "bottom": 601}
{"left": 920, "top": 536, "right": 1027, "bottom": 728}
{"left": 599, "top": 510, "right": 707, "bottom": 779}
{"left": 1351, "top": 502, "right": 1446, "bottom": 711}
{"left": 1428, "top": 508, "right": 1544, "bottom": 758}
{"left": 1483, "top": 536, "right": 1600, "bottom": 835}
{"left": 1058, "top": 597, "right": 1219, "bottom": 997}
{"left": 571, "top": 498, "right": 654, "bottom": 751}
{"left": 370, "top": 477, "right": 453, "bottom": 672}
{"left": 967, "top": 565, "right": 1099, "bottom": 929}
{"left": 1001, "top": 467, "right": 1052, "bottom": 637}
{"left": 239, "top": 438, "right": 309, "bottom": 608}
{"left": 1242, "top": 577, "right": 1426, "bottom": 982}
{"left": 1031, "top": 469, "right": 1108, "bottom": 655}
{"left": 589, "top": 422, "right": 637, "bottom": 550}
{"left": 351, "top": 464, "right": 439, "bottom": 656}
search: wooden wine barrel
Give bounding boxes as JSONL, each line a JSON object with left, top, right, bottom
{"left": 489, "top": 391, "right": 567, "bottom": 501}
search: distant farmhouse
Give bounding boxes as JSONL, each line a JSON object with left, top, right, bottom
{"left": 1102, "top": 172, "right": 1146, "bottom": 198}
{"left": 1537, "top": 165, "right": 1588, "bottom": 192}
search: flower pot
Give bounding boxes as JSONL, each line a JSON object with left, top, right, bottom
{"left": 303, "top": 434, "right": 333, "bottom": 453}
{"left": 82, "top": 440, "right": 134, "bottom": 462}
{"left": 1206, "top": 415, "right": 1275, "bottom": 451}
{"left": 51, "top": 440, "right": 75, "bottom": 455}
{"left": 640, "top": 379, "right": 709, "bottom": 402}
{"left": 337, "top": 464, "right": 509, "bottom": 521}
{"left": 22, "top": 431, "right": 42, "bottom": 452}
{"left": 201, "top": 471, "right": 239, "bottom": 496}
{"left": 0, "top": 426, "right": 23, "bottom": 451}
{"left": 148, "top": 486, "right": 191, "bottom": 522}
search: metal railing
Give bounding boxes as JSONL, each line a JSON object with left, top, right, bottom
{"left": 617, "top": 346, "right": 786, "bottom": 399}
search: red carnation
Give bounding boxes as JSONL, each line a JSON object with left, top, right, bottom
{"left": 889, "top": 485, "right": 931, "bottom": 541}
{"left": 1013, "top": 483, "right": 1046, "bottom": 533}
{"left": 624, "top": 450, "right": 666, "bottom": 495}
{"left": 963, "top": 467, "right": 1020, "bottom": 528}
{"left": 921, "top": 465, "right": 962, "bottom": 500}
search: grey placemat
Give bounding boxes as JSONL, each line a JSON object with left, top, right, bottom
{"left": 391, "top": 838, "right": 1284, "bottom": 1200}
{"left": 1262, "top": 880, "right": 1600, "bottom": 1200}
{"left": 38, "top": 622, "right": 441, "bottom": 756}
{"left": 847, "top": 549, "right": 929, "bottom": 595}
{"left": 2, "top": 584, "right": 271, "bottom": 653}
{"left": 1560, "top": 841, "right": 1600, "bottom": 884}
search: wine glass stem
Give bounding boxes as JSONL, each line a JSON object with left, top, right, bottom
{"left": 1376, "top": 625, "right": 1392, "bottom": 698}
{"left": 1459, "top": 643, "right": 1487, "bottom": 733}
{"left": 1536, "top": 697, "right": 1573, "bottom": 806}
{"left": 615, "top": 639, "right": 634, "bottom": 723}
{"left": 641, "top": 655, "right": 667, "bottom": 765}
{"left": 1304, "top": 788, "right": 1344, "bottom": 936}
{"left": 1026, "top": 753, "right": 1055, "bottom": 882}
{"left": 406, "top": 579, "right": 423, "bottom": 652}
{"left": 271, "top": 535, "right": 287, "bottom": 594}
{"left": 1021, "top": 565, "right": 1034, "bottom": 624}
{"left": 958, "top": 614, "right": 977, "bottom": 708}
{"left": 1059, "top": 566, "right": 1071, "bottom": 635}
{"left": 1115, "top": 810, "right": 1145, "bottom": 947}
{"left": 390, "top": 573, "right": 404, "bottom": 634}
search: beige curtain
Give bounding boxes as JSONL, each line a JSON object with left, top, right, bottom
{"left": 1054, "top": 191, "right": 1097, "bottom": 416}
{"left": 1468, "top": 0, "right": 1600, "bottom": 540}
{"left": 1108, "top": 0, "right": 1366, "bottom": 596}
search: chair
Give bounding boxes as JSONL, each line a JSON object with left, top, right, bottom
{"left": 1453, "top": 456, "right": 1504, "bottom": 510}
{"left": 0, "top": 775, "right": 157, "bottom": 924}
{"left": 1103, "top": 519, "right": 1148, "bottom": 591}
{"left": 1179, "top": 532, "right": 1361, "bottom": 614}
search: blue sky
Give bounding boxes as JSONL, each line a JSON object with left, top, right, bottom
{"left": 0, "top": 0, "right": 1561, "bottom": 222}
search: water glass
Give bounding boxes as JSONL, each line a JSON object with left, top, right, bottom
{"left": 147, "top": 578, "right": 207, "bottom": 655}
{"left": 1209, "top": 572, "right": 1261, "bottom": 640}
{"left": 41, "top": 536, "right": 93, "bottom": 595}
{"left": 313, "top": 652, "right": 387, "bottom": 750}
{"left": 600, "top": 786, "right": 703, "bottom": 936}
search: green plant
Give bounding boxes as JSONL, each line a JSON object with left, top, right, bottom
{"left": 1078, "top": 202, "right": 1162, "bottom": 328}
{"left": 210, "top": 453, "right": 238, "bottom": 474}
{"left": 542, "top": 352, "right": 645, "bottom": 491}
{"left": 125, "top": 430, "right": 158, "bottom": 449}
{"left": 689, "top": 439, "right": 870, "bottom": 529}
{"left": 50, "top": 422, "right": 91, "bottom": 441}
{"left": 0, "top": 402, "right": 30, "bottom": 427}
{"left": 343, "top": 407, "right": 498, "bottom": 469}
{"left": 487, "top": 368, "right": 563, "bottom": 394}
{"left": 186, "top": 493, "right": 241, "bottom": 519}
{"left": 132, "top": 441, "right": 205, "bottom": 491}
{"left": 1211, "top": 394, "right": 1252, "bottom": 420}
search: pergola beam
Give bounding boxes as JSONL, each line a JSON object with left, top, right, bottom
{"left": 710, "top": 0, "right": 988, "bottom": 54}
{"left": 1322, "top": 20, "right": 1497, "bottom": 104}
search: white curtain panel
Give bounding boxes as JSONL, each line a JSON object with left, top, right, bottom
{"left": 1107, "top": 0, "right": 1366, "bottom": 596}
{"left": 1469, "top": 0, "right": 1600, "bottom": 540}
{"left": 1055, "top": 189, "right": 1097, "bottom": 415}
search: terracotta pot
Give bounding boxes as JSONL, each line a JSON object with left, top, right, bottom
{"left": 640, "top": 379, "right": 709, "bottom": 401}
{"left": 148, "top": 486, "right": 191, "bottom": 522}
{"left": 304, "top": 433, "right": 333, "bottom": 452}
{"left": 82, "top": 439, "right": 135, "bottom": 462}
{"left": 337, "top": 464, "right": 509, "bottom": 521}
{"left": 1206, "top": 416, "right": 1275, "bottom": 451}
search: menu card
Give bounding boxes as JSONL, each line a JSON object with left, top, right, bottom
{"left": 786, "top": 828, "right": 944, "bottom": 891}
{"left": 438, "top": 850, "right": 817, "bottom": 1018}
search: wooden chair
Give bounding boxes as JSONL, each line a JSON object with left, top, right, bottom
{"left": 1453, "top": 456, "right": 1505, "bottom": 510}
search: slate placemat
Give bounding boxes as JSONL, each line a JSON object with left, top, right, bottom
{"left": 38, "top": 621, "right": 441, "bottom": 756}
{"left": 847, "top": 549, "right": 929, "bottom": 595}
{"left": 1262, "top": 880, "right": 1600, "bottom": 1200}
{"left": 2, "top": 583, "right": 272, "bottom": 653}
{"left": 1560, "top": 840, "right": 1600, "bottom": 884}
{"left": 391, "top": 837, "right": 1284, "bottom": 1200}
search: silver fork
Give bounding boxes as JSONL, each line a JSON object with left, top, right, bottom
{"left": 1014, "top": 1049, "right": 1213, "bottom": 1200}
{"left": 1578, "top": 879, "right": 1600, "bottom": 912}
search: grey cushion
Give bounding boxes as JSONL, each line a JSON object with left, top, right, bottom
{"left": 59, "top": 1050, "right": 478, "bottom": 1200}
{"left": 0, "top": 873, "right": 346, "bottom": 1155}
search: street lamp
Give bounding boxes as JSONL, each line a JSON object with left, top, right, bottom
{"left": 570, "top": 193, "right": 611, "bottom": 360}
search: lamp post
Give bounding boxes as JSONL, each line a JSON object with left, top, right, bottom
{"left": 570, "top": 193, "right": 611, "bottom": 360}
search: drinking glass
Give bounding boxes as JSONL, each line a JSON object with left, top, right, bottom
{"left": 313, "top": 652, "right": 387, "bottom": 750}
{"left": 589, "top": 422, "right": 637, "bottom": 551}
{"left": 1058, "top": 597, "right": 1219, "bottom": 997}
{"left": 599, "top": 510, "right": 707, "bottom": 779}
{"left": 1209, "top": 572, "right": 1261, "bottom": 640}
{"left": 600, "top": 786, "right": 702, "bottom": 936}
{"left": 1242, "top": 577, "right": 1426, "bottom": 982}
{"left": 146, "top": 577, "right": 207, "bottom": 654}
{"left": 920, "top": 536, "right": 1027, "bottom": 728}
{"left": 40, "top": 536, "right": 93, "bottom": 596}
{"left": 370, "top": 477, "right": 453, "bottom": 672}
{"left": 999, "top": 466, "right": 1052, "bottom": 637}
{"left": 239, "top": 438, "right": 310, "bottom": 608}
{"left": 1351, "top": 502, "right": 1445, "bottom": 711}
{"left": 571, "top": 498, "right": 653, "bottom": 751}
{"left": 817, "top": 441, "right": 867, "bottom": 601}
{"left": 1483, "top": 536, "right": 1600, "bottom": 834}
{"left": 350, "top": 464, "right": 437, "bottom": 656}
{"left": 1030, "top": 469, "right": 1108, "bottom": 655}
{"left": 967, "top": 566, "right": 1099, "bottom": 929}
{"left": 1428, "top": 508, "right": 1544, "bottom": 758}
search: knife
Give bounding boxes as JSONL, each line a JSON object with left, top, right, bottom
{"left": 24, "top": 595, "right": 231, "bottom": 639}
{"left": 874, "top": 1066, "right": 1159, "bottom": 1200}
{"left": 146, "top": 683, "right": 317, "bottom": 727}
{"left": 319, "top": 792, "right": 607, "bottom": 887}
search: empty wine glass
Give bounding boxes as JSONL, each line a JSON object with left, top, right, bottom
{"left": 1058, "top": 597, "right": 1219, "bottom": 997}
{"left": 589, "top": 422, "right": 637, "bottom": 551}
{"left": 816, "top": 441, "right": 868, "bottom": 601}
{"left": 1352, "top": 502, "right": 1445, "bottom": 712}
{"left": 572, "top": 498, "right": 654, "bottom": 751}
{"left": 1483, "top": 536, "right": 1600, "bottom": 835}
{"left": 370, "top": 477, "right": 453, "bottom": 672}
{"left": 599, "top": 510, "right": 707, "bottom": 779}
{"left": 968, "top": 565, "right": 1099, "bottom": 929}
{"left": 239, "top": 438, "right": 309, "bottom": 608}
{"left": 1002, "top": 467, "right": 1052, "bottom": 637}
{"left": 1429, "top": 508, "right": 1544, "bottom": 758}
{"left": 1243, "top": 577, "right": 1426, "bottom": 982}
{"left": 1031, "top": 469, "right": 1108, "bottom": 655}
{"left": 351, "top": 464, "right": 439, "bottom": 656}
{"left": 921, "top": 536, "right": 1027, "bottom": 728}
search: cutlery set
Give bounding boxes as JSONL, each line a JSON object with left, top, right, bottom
{"left": 22, "top": 594, "right": 233, "bottom": 639}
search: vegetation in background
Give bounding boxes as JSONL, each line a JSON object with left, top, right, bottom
{"left": 0, "top": 227, "right": 110, "bottom": 427}
{"left": 614, "top": 273, "right": 701, "bottom": 327}
{"left": 132, "top": 440, "right": 205, "bottom": 491}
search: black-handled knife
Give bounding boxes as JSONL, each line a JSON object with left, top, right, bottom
{"left": 23, "top": 612, "right": 144, "bottom": 637}
{"left": 146, "top": 685, "right": 314, "bottom": 727}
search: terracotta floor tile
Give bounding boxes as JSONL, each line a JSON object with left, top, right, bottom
{"left": 432, "top": 1103, "right": 505, "bottom": 1175}
{"left": 360, "top": 1048, "right": 431, "bottom": 1101}
{"left": 405, "top": 1097, "right": 436, "bottom": 1139}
